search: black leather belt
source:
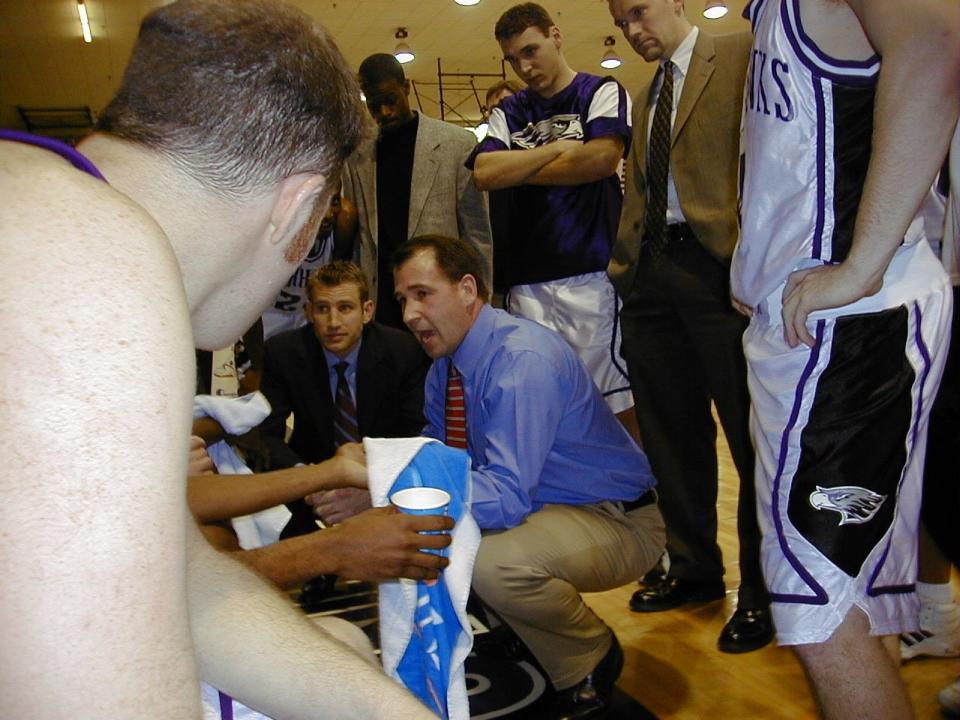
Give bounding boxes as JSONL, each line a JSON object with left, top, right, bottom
{"left": 621, "top": 488, "right": 657, "bottom": 513}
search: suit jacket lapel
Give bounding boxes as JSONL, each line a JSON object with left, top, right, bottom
{"left": 673, "top": 31, "right": 716, "bottom": 145}
{"left": 354, "top": 326, "right": 382, "bottom": 435}
{"left": 356, "top": 140, "right": 378, "bottom": 243}
{"left": 636, "top": 80, "right": 655, "bottom": 181}
{"left": 408, "top": 114, "right": 439, "bottom": 236}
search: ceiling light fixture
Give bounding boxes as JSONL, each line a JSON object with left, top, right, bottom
{"left": 454, "top": 0, "right": 481, "bottom": 5}
{"left": 394, "top": 28, "right": 415, "bottom": 64}
{"left": 77, "top": 0, "right": 92, "bottom": 43}
{"left": 703, "top": 1, "right": 729, "bottom": 19}
{"left": 600, "top": 36, "right": 622, "bottom": 70}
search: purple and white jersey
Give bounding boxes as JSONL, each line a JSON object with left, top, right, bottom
{"left": 261, "top": 228, "right": 333, "bottom": 341}
{"left": 467, "top": 73, "right": 631, "bottom": 287}
{"left": 733, "top": 0, "right": 895, "bottom": 308}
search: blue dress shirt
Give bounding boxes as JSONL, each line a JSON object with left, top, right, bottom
{"left": 423, "top": 304, "right": 656, "bottom": 529}
{"left": 323, "top": 341, "right": 361, "bottom": 404}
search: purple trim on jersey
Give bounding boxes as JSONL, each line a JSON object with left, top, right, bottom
{"left": 866, "top": 530, "right": 913, "bottom": 597}
{"left": 0, "top": 129, "right": 106, "bottom": 181}
{"left": 602, "top": 387, "right": 631, "bottom": 399}
{"left": 591, "top": 116, "right": 631, "bottom": 155}
{"left": 813, "top": 76, "right": 827, "bottom": 260}
{"left": 770, "top": 319, "right": 830, "bottom": 606}
{"left": 218, "top": 692, "right": 234, "bottom": 720}
{"left": 781, "top": 0, "right": 879, "bottom": 87}
{"left": 744, "top": 0, "right": 769, "bottom": 31}
{"left": 603, "top": 294, "right": 631, "bottom": 398}
{"left": 910, "top": 301, "right": 934, "bottom": 490}
{"left": 868, "top": 302, "right": 931, "bottom": 597}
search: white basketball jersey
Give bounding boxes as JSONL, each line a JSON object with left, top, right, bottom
{"left": 261, "top": 228, "right": 333, "bottom": 340}
{"left": 732, "top": 0, "right": 884, "bottom": 307}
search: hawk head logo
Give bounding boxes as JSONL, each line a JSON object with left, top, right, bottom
{"left": 511, "top": 114, "right": 584, "bottom": 149}
{"left": 808, "top": 485, "right": 887, "bottom": 526}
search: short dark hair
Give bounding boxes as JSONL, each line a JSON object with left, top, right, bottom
{"left": 392, "top": 235, "right": 490, "bottom": 303}
{"left": 358, "top": 53, "right": 406, "bottom": 91}
{"left": 307, "top": 260, "right": 370, "bottom": 303}
{"left": 485, "top": 79, "right": 523, "bottom": 107}
{"left": 96, "top": 0, "right": 370, "bottom": 197}
{"left": 494, "top": 3, "right": 555, "bottom": 41}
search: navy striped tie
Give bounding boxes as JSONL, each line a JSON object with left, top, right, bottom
{"left": 333, "top": 361, "right": 360, "bottom": 446}
{"left": 445, "top": 362, "right": 467, "bottom": 450}
{"left": 644, "top": 60, "right": 674, "bottom": 258}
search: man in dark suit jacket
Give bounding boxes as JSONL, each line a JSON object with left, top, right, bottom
{"left": 605, "top": 0, "right": 772, "bottom": 653}
{"left": 260, "top": 260, "right": 426, "bottom": 536}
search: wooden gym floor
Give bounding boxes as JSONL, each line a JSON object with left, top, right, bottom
{"left": 583, "top": 420, "right": 959, "bottom": 719}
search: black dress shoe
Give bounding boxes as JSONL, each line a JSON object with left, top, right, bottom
{"left": 552, "top": 633, "right": 624, "bottom": 720}
{"left": 629, "top": 576, "right": 725, "bottom": 613}
{"left": 717, "top": 607, "right": 775, "bottom": 654}
{"left": 639, "top": 556, "right": 667, "bottom": 588}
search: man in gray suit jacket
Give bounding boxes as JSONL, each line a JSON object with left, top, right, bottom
{"left": 606, "top": 0, "right": 772, "bottom": 653}
{"left": 343, "top": 53, "right": 492, "bottom": 330}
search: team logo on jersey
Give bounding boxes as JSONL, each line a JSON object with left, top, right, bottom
{"left": 511, "top": 114, "right": 583, "bottom": 149}
{"left": 808, "top": 485, "right": 887, "bottom": 526}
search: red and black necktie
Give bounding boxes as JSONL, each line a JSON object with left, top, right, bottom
{"left": 445, "top": 362, "right": 467, "bottom": 450}
{"left": 333, "top": 361, "right": 360, "bottom": 446}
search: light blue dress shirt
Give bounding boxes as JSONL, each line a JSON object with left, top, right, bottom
{"left": 423, "top": 304, "right": 656, "bottom": 529}
{"left": 323, "top": 341, "right": 361, "bottom": 403}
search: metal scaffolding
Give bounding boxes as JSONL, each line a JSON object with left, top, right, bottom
{"left": 407, "top": 59, "right": 506, "bottom": 128}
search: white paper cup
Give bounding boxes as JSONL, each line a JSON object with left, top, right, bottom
{"left": 390, "top": 487, "right": 451, "bottom": 557}
{"left": 390, "top": 487, "right": 451, "bottom": 515}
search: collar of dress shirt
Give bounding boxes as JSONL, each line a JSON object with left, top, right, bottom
{"left": 323, "top": 340, "right": 362, "bottom": 388}
{"left": 450, "top": 303, "right": 496, "bottom": 380}
{"left": 660, "top": 25, "right": 698, "bottom": 86}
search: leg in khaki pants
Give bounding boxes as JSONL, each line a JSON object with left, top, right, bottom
{"left": 472, "top": 501, "right": 665, "bottom": 689}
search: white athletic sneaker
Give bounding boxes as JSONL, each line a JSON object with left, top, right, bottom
{"left": 900, "top": 601, "right": 960, "bottom": 660}
{"left": 939, "top": 677, "right": 960, "bottom": 717}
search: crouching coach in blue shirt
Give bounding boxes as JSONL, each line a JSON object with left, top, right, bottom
{"left": 393, "top": 234, "right": 665, "bottom": 720}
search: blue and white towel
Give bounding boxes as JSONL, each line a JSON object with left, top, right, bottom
{"left": 366, "top": 437, "right": 479, "bottom": 720}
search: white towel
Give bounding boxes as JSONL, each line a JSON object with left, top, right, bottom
{"left": 192, "top": 392, "right": 291, "bottom": 550}
{"left": 193, "top": 392, "right": 271, "bottom": 435}
{"left": 366, "top": 437, "right": 480, "bottom": 720}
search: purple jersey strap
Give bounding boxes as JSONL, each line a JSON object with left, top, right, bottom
{"left": 0, "top": 129, "right": 106, "bottom": 181}
{"left": 218, "top": 691, "right": 234, "bottom": 720}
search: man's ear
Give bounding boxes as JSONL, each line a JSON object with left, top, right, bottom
{"left": 458, "top": 274, "right": 478, "bottom": 305}
{"left": 362, "top": 299, "right": 375, "bottom": 324}
{"left": 267, "top": 172, "right": 328, "bottom": 248}
{"left": 551, "top": 25, "right": 562, "bottom": 48}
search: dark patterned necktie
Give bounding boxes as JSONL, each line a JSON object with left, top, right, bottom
{"left": 445, "top": 362, "right": 467, "bottom": 450}
{"left": 644, "top": 60, "right": 674, "bottom": 258}
{"left": 333, "top": 361, "right": 360, "bottom": 446}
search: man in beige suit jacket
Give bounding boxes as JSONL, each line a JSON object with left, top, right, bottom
{"left": 343, "top": 53, "right": 492, "bottom": 330}
{"left": 606, "top": 0, "right": 772, "bottom": 654}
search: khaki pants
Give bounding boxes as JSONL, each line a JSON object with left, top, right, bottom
{"left": 472, "top": 501, "right": 665, "bottom": 689}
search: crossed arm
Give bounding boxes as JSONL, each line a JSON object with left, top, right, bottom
{"left": 473, "top": 135, "right": 625, "bottom": 191}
